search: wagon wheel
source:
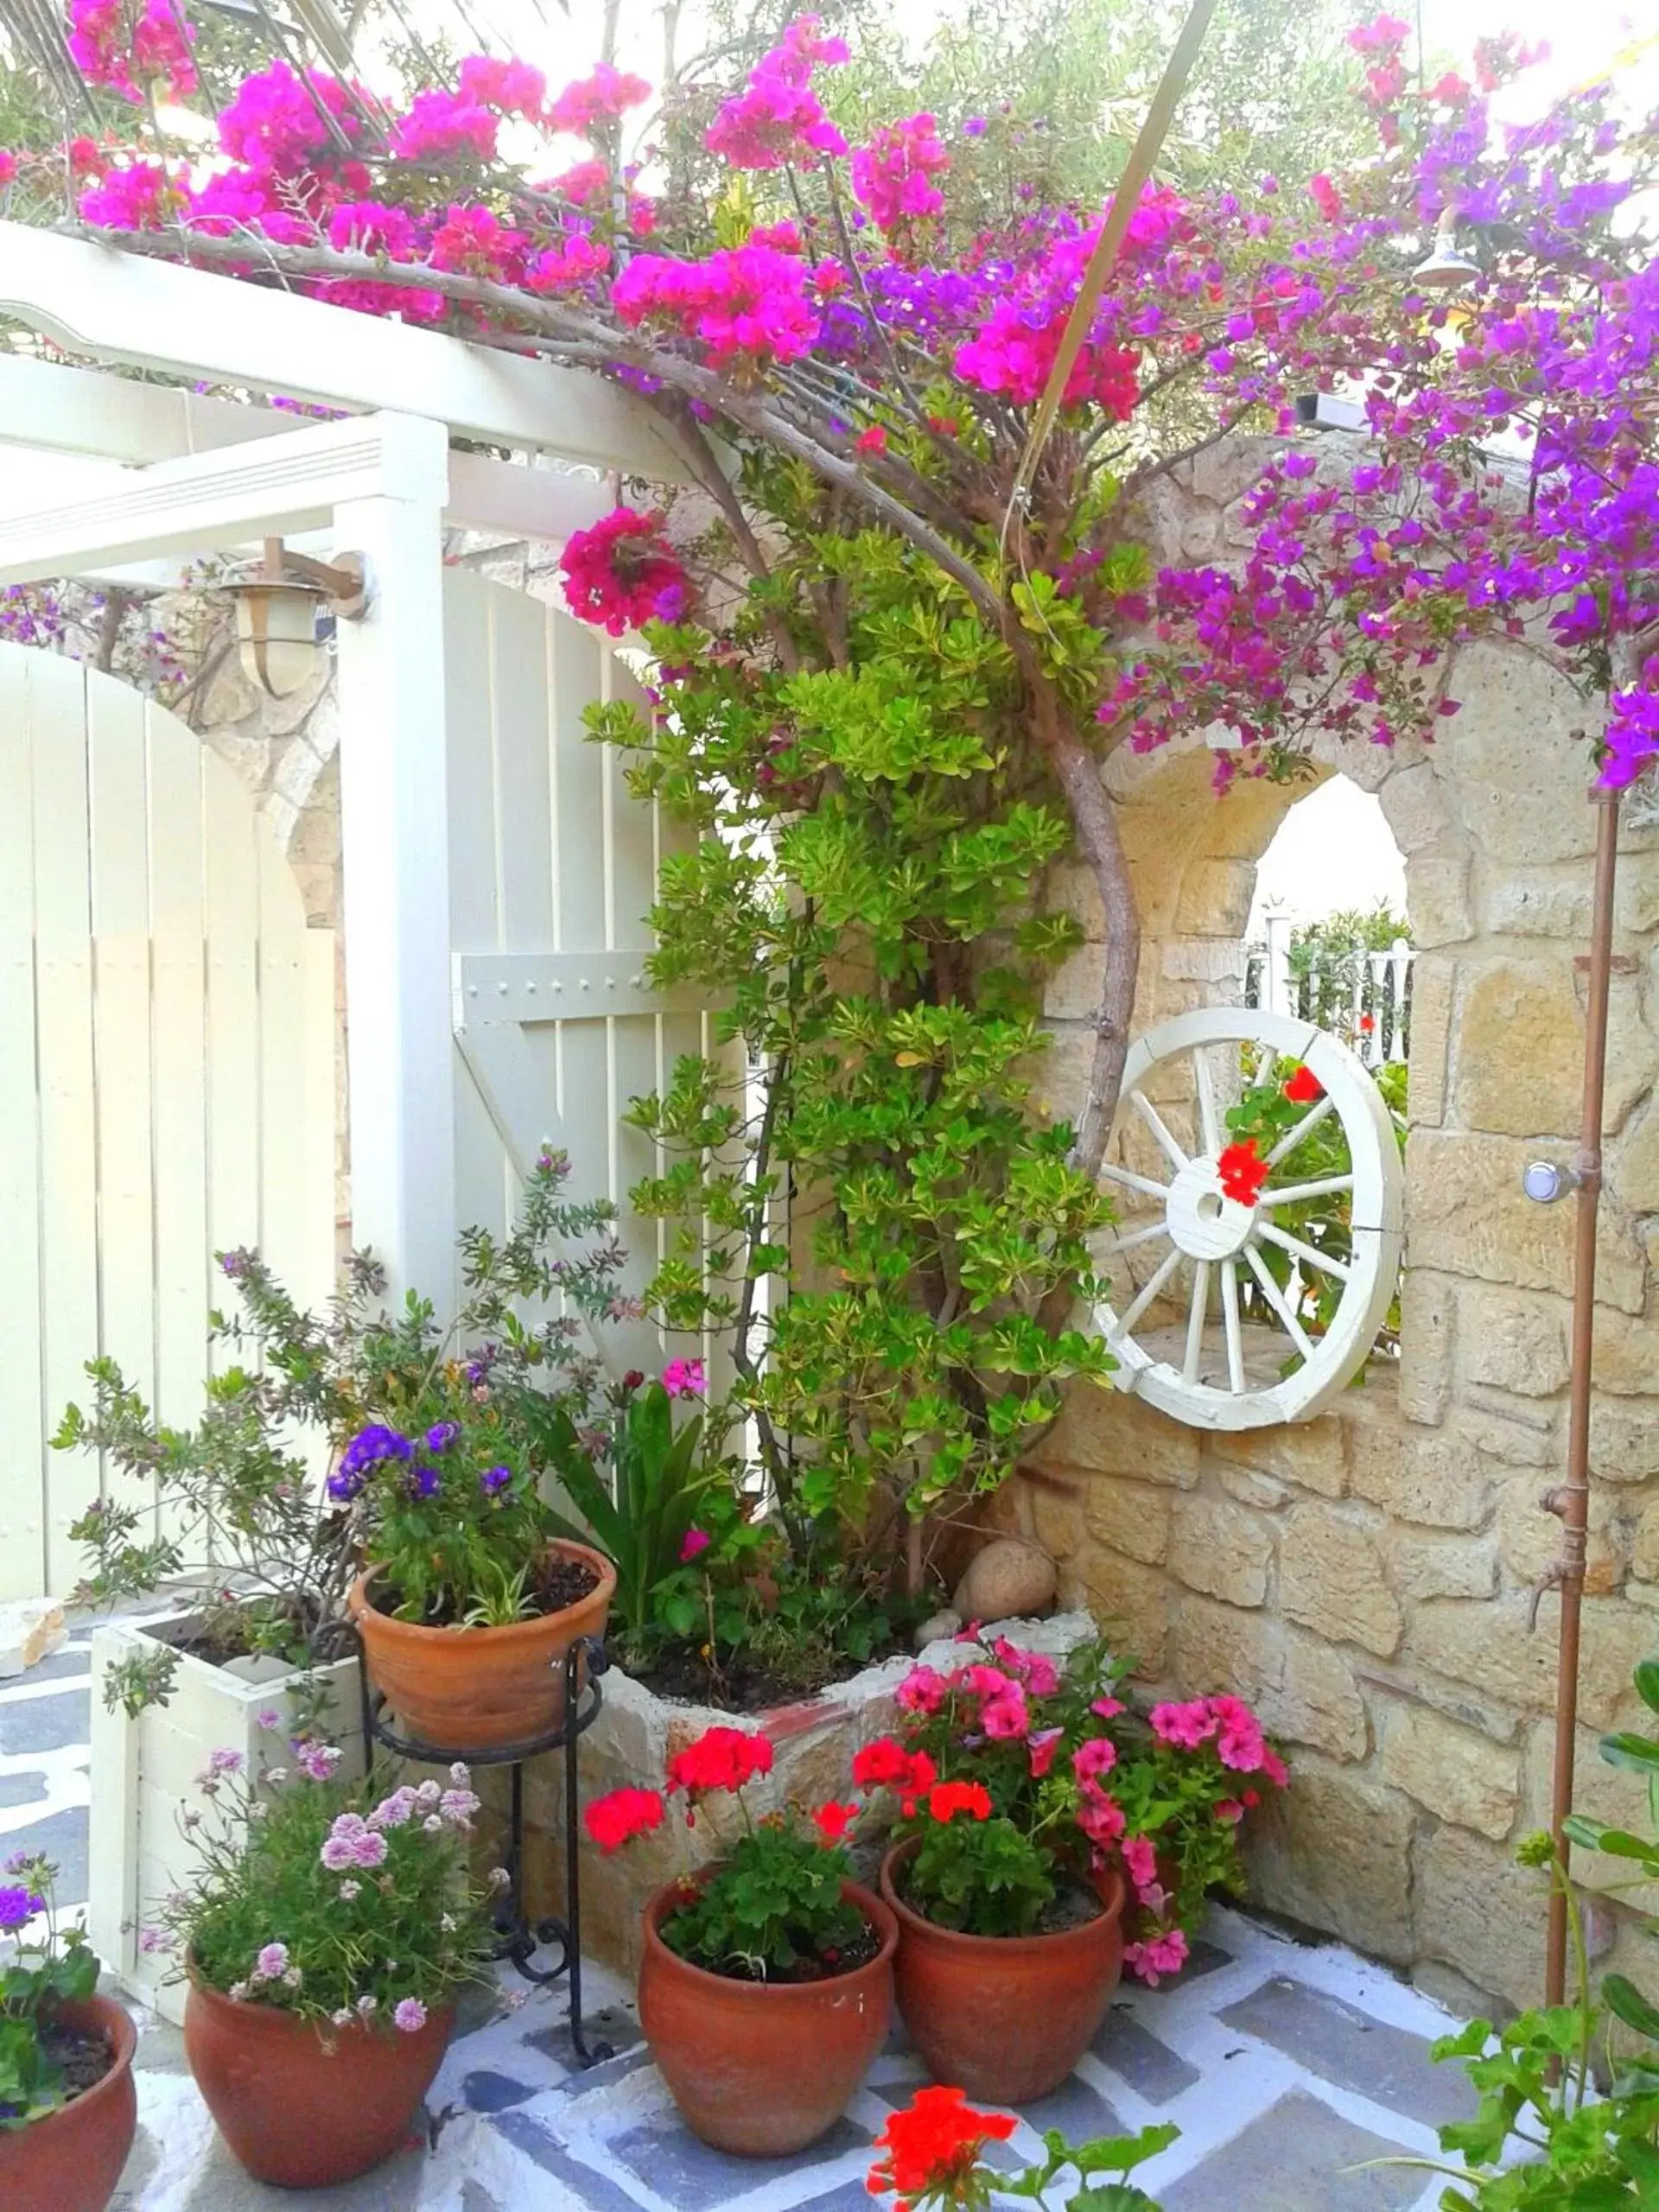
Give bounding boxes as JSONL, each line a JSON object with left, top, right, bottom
{"left": 1092, "top": 1007, "right": 1405, "bottom": 1429}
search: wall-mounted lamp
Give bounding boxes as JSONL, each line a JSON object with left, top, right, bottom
{"left": 1412, "top": 211, "right": 1481, "bottom": 291}
{"left": 226, "top": 537, "right": 368, "bottom": 698}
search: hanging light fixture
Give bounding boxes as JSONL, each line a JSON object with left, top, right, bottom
{"left": 226, "top": 537, "right": 368, "bottom": 698}
{"left": 1412, "top": 209, "right": 1481, "bottom": 290}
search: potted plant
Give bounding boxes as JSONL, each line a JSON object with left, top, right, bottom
{"left": 0, "top": 1853, "right": 138, "bottom": 2212}
{"left": 1108, "top": 1694, "right": 1289, "bottom": 1986}
{"left": 149, "top": 1722, "right": 494, "bottom": 2188}
{"left": 863, "top": 1635, "right": 1135, "bottom": 2103}
{"left": 585, "top": 1722, "right": 897, "bottom": 2155}
{"left": 59, "top": 1148, "right": 627, "bottom": 1995}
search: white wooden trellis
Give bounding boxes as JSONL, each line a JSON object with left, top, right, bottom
{"left": 0, "top": 644, "right": 335, "bottom": 1597}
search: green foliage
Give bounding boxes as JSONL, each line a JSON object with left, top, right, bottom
{"left": 659, "top": 1821, "right": 867, "bottom": 1980}
{"left": 0, "top": 1856, "right": 100, "bottom": 2129}
{"left": 1001, "top": 2121, "right": 1180, "bottom": 2212}
{"left": 525, "top": 1377, "right": 723, "bottom": 1653}
{"left": 905, "top": 1814, "right": 1056, "bottom": 1936}
{"left": 1224, "top": 1052, "right": 1407, "bottom": 1353}
{"left": 1413, "top": 1653, "right": 1659, "bottom": 2205}
{"left": 1285, "top": 904, "right": 1412, "bottom": 1043}
{"left": 100, "top": 1643, "right": 180, "bottom": 1719}
{"left": 601, "top": 471, "right": 1116, "bottom": 1561}
{"left": 157, "top": 1745, "right": 493, "bottom": 2031}
{"left": 55, "top": 1150, "right": 627, "bottom": 1695}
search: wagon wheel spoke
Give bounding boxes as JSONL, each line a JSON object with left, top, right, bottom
{"left": 1242, "top": 1241, "right": 1316, "bottom": 1362}
{"left": 1257, "top": 1221, "right": 1351, "bottom": 1281}
{"left": 1107, "top": 1219, "right": 1174, "bottom": 1257}
{"left": 1182, "top": 1259, "right": 1211, "bottom": 1385}
{"left": 1107, "top": 1244, "right": 1184, "bottom": 1344}
{"left": 1100, "top": 1162, "right": 1173, "bottom": 1203}
{"left": 1266, "top": 1092, "right": 1335, "bottom": 1167}
{"left": 1260, "top": 1172, "right": 1353, "bottom": 1208}
{"left": 1129, "top": 1089, "right": 1189, "bottom": 1173}
{"left": 1193, "top": 1046, "right": 1222, "bottom": 1158}
{"left": 1220, "top": 1257, "right": 1246, "bottom": 1393}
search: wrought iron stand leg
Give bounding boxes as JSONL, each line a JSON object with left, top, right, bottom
{"left": 563, "top": 1637, "right": 607, "bottom": 2066}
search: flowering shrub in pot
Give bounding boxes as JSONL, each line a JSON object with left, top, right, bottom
{"left": 868, "top": 2086, "right": 1175, "bottom": 2212}
{"left": 149, "top": 1724, "right": 494, "bottom": 2188}
{"left": 0, "top": 1854, "right": 138, "bottom": 2212}
{"left": 863, "top": 1637, "right": 1132, "bottom": 2102}
{"left": 586, "top": 1723, "right": 896, "bottom": 2154}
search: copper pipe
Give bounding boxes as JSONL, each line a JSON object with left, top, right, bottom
{"left": 1544, "top": 786, "right": 1621, "bottom": 2007}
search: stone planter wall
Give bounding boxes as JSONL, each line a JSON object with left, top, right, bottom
{"left": 988, "top": 437, "right": 1659, "bottom": 2019}
{"left": 501, "top": 1613, "right": 1095, "bottom": 1976}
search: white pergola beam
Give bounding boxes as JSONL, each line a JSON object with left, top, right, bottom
{"left": 0, "top": 411, "right": 451, "bottom": 584}
{"left": 0, "top": 354, "right": 304, "bottom": 465}
{"left": 0, "top": 225, "right": 695, "bottom": 484}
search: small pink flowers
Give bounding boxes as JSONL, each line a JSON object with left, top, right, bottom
{"left": 679, "top": 1527, "right": 711, "bottom": 1563}
{"left": 295, "top": 1741, "right": 343, "bottom": 1783}
{"left": 252, "top": 1942, "right": 289, "bottom": 1982}
{"left": 393, "top": 1997, "right": 428, "bottom": 2033}
{"left": 850, "top": 113, "right": 950, "bottom": 235}
{"left": 68, "top": 0, "right": 197, "bottom": 104}
{"left": 1072, "top": 1737, "right": 1118, "bottom": 1783}
{"left": 661, "top": 1357, "right": 706, "bottom": 1400}
{"left": 895, "top": 1665, "right": 948, "bottom": 1716}
{"left": 1124, "top": 1928, "right": 1189, "bottom": 1987}
{"left": 560, "top": 508, "right": 689, "bottom": 638}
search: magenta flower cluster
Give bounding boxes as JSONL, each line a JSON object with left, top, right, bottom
{"left": 850, "top": 113, "right": 950, "bottom": 235}
{"left": 68, "top": 0, "right": 194, "bottom": 103}
{"left": 703, "top": 15, "right": 849, "bottom": 171}
{"left": 558, "top": 506, "right": 690, "bottom": 635}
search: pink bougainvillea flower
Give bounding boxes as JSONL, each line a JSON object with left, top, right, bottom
{"left": 560, "top": 507, "right": 689, "bottom": 637}
{"left": 661, "top": 1356, "right": 707, "bottom": 1399}
{"left": 547, "top": 62, "right": 650, "bottom": 137}
{"left": 704, "top": 16, "right": 848, "bottom": 170}
{"left": 850, "top": 112, "right": 950, "bottom": 234}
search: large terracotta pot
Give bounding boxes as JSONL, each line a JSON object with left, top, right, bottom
{"left": 639, "top": 1875, "right": 897, "bottom": 2156}
{"left": 184, "top": 1974, "right": 454, "bottom": 2188}
{"left": 349, "top": 1539, "right": 614, "bottom": 1752}
{"left": 0, "top": 1997, "right": 138, "bottom": 2212}
{"left": 880, "top": 1840, "right": 1127, "bottom": 2104}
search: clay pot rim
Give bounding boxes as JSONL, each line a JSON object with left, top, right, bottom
{"left": 185, "top": 1962, "right": 456, "bottom": 2042}
{"left": 3, "top": 1994, "right": 137, "bottom": 2141}
{"left": 348, "top": 1538, "right": 617, "bottom": 1644}
{"left": 643, "top": 1873, "right": 898, "bottom": 2002}
{"left": 880, "top": 1838, "right": 1127, "bottom": 1955}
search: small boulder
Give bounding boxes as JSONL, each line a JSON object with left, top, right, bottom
{"left": 952, "top": 1539, "right": 1057, "bottom": 1625}
{"left": 912, "top": 1609, "right": 963, "bottom": 1652}
{"left": 0, "top": 1598, "right": 67, "bottom": 1678}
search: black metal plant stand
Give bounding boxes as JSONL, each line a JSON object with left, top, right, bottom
{"left": 347, "top": 1627, "right": 613, "bottom": 2066}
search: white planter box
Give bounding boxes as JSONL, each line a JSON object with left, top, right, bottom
{"left": 89, "top": 1611, "right": 362, "bottom": 2024}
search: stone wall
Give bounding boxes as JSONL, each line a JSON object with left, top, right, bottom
{"left": 989, "top": 435, "right": 1659, "bottom": 2017}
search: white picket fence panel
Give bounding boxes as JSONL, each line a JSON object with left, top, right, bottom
{"left": 444, "top": 571, "right": 733, "bottom": 1388}
{"left": 1244, "top": 912, "right": 1414, "bottom": 1068}
{"left": 0, "top": 643, "right": 336, "bottom": 1599}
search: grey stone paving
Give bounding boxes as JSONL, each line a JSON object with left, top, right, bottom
{"left": 0, "top": 1633, "right": 1476, "bottom": 2212}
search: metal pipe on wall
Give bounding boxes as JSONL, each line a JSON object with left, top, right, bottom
{"left": 1542, "top": 786, "right": 1622, "bottom": 2008}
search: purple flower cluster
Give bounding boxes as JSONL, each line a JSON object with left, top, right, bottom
{"left": 327, "top": 1424, "right": 412, "bottom": 1503}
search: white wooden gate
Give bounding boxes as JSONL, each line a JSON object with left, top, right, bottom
{"left": 0, "top": 644, "right": 336, "bottom": 1599}
{"left": 443, "top": 571, "right": 726, "bottom": 1380}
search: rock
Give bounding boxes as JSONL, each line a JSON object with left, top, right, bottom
{"left": 1280, "top": 1504, "right": 1404, "bottom": 1656}
{"left": 0, "top": 1598, "right": 66, "bottom": 1677}
{"left": 1404, "top": 1129, "right": 1647, "bottom": 1314}
{"left": 1244, "top": 1761, "right": 1416, "bottom": 1966}
{"left": 1378, "top": 1703, "right": 1520, "bottom": 1840}
{"left": 1169, "top": 1496, "right": 1273, "bottom": 1609}
{"left": 952, "top": 1537, "right": 1058, "bottom": 1624}
{"left": 912, "top": 1610, "right": 962, "bottom": 1651}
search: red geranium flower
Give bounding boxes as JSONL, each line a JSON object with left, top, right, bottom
{"left": 665, "top": 1725, "right": 774, "bottom": 1802}
{"left": 868, "top": 2086, "right": 1017, "bottom": 2202}
{"left": 812, "top": 1800, "right": 860, "bottom": 1844}
{"left": 925, "top": 1779, "right": 992, "bottom": 1824}
{"left": 1217, "top": 1138, "right": 1269, "bottom": 1206}
{"left": 1283, "top": 1063, "right": 1322, "bottom": 1106}
{"left": 583, "top": 1786, "right": 665, "bottom": 1854}
{"left": 1358, "top": 1012, "right": 1376, "bottom": 1033}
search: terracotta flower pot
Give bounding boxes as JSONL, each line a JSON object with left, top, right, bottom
{"left": 639, "top": 1875, "right": 897, "bottom": 2156}
{"left": 0, "top": 1997, "right": 138, "bottom": 2212}
{"left": 184, "top": 1974, "right": 454, "bottom": 2188}
{"left": 349, "top": 1539, "right": 614, "bottom": 1751}
{"left": 880, "top": 1840, "right": 1127, "bottom": 2104}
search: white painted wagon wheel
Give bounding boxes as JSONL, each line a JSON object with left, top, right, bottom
{"left": 1092, "top": 1007, "right": 1405, "bottom": 1430}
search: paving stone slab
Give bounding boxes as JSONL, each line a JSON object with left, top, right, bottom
{"left": 1159, "top": 2089, "right": 1427, "bottom": 2210}
{"left": 10, "top": 1802, "right": 90, "bottom": 1903}
{"left": 606, "top": 2113, "right": 872, "bottom": 2211}
{"left": 0, "top": 1685, "right": 91, "bottom": 1754}
{"left": 1090, "top": 2008, "right": 1201, "bottom": 2104}
{"left": 176, "top": 2130, "right": 435, "bottom": 2209}
{"left": 0, "top": 1769, "right": 48, "bottom": 1809}
{"left": 493, "top": 2113, "right": 669, "bottom": 2212}
{"left": 1012, "top": 2073, "right": 1126, "bottom": 2142}
{"left": 1218, "top": 1974, "right": 1477, "bottom": 2127}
